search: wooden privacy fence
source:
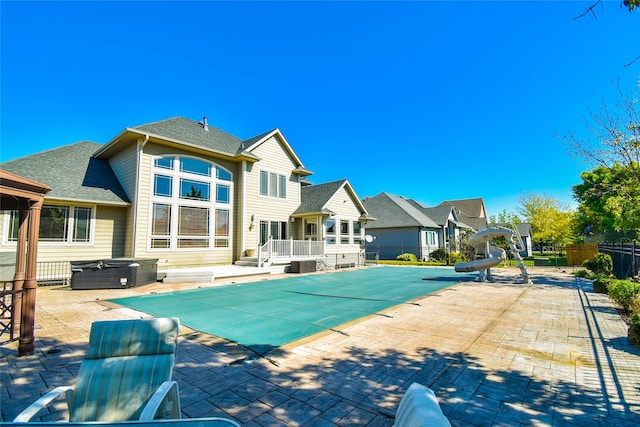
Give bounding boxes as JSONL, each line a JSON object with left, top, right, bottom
{"left": 566, "top": 243, "right": 599, "bottom": 266}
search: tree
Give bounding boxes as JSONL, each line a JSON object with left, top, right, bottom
{"left": 488, "top": 209, "right": 522, "bottom": 227}
{"left": 565, "top": 84, "right": 640, "bottom": 181}
{"left": 573, "top": 162, "right": 640, "bottom": 232}
{"left": 517, "top": 192, "right": 576, "bottom": 251}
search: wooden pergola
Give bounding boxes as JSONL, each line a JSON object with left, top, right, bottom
{"left": 0, "top": 169, "right": 51, "bottom": 356}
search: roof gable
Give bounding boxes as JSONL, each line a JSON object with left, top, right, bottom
{"left": 0, "top": 142, "right": 130, "bottom": 205}
{"left": 294, "top": 179, "right": 368, "bottom": 217}
{"left": 362, "top": 193, "right": 439, "bottom": 229}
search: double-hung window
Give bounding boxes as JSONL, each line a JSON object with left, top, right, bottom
{"left": 326, "top": 217, "right": 336, "bottom": 244}
{"left": 259, "top": 170, "right": 287, "bottom": 199}
{"left": 150, "top": 156, "right": 232, "bottom": 249}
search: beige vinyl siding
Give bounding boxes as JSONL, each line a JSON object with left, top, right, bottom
{"left": 324, "top": 186, "right": 364, "bottom": 255}
{"left": 133, "top": 143, "right": 238, "bottom": 269}
{"left": 107, "top": 143, "right": 138, "bottom": 256}
{"left": 0, "top": 205, "right": 127, "bottom": 263}
{"left": 242, "top": 135, "right": 302, "bottom": 251}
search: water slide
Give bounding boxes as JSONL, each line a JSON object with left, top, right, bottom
{"left": 454, "top": 226, "right": 533, "bottom": 284}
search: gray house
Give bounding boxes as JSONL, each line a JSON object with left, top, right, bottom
{"left": 362, "top": 193, "right": 472, "bottom": 260}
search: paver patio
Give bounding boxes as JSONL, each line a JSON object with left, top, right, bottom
{"left": 1, "top": 267, "right": 639, "bottom": 426}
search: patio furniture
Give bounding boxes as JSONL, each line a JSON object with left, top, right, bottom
{"left": 393, "top": 382, "right": 451, "bottom": 427}
{"left": 13, "top": 318, "right": 184, "bottom": 422}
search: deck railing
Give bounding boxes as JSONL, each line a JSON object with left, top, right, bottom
{"left": 257, "top": 239, "right": 325, "bottom": 267}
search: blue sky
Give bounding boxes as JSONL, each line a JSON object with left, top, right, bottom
{"left": 1, "top": 1, "right": 638, "bottom": 217}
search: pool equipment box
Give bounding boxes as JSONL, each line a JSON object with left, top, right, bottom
{"left": 71, "top": 258, "right": 158, "bottom": 290}
{"left": 290, "top": 260, "right": 316, "bottom": 274}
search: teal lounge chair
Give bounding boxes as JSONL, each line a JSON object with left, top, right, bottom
{"left": 12, "top": 318, "right": 210, "bottom": 423}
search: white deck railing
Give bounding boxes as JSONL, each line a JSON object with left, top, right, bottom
{"left": 257, "top": 239, "right": 325, "bottom": 267}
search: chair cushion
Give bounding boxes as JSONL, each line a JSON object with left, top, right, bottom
{"left": 85, "top": 318, "right": 179, "bottom": 359}
{"left": 70, "top": 354, "right": 175, "bottom": 421}
{"left": 394, "top": 383, "right": 451, "bottom": 427}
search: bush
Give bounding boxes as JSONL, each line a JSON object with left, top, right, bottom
{"left": 396, "top": 253, "right": 418, "bottom": 262}
{"left": 629, "top": 294, "right": 640, "bottom": 316}
{"left": 593, "top": 275, "right": 614, "bottom": 294}
{"left": 573, "top": 269, "right": 592, "bottom": 279}
{"left": 429, "top": 248, "right": 447, "bottom": 263}
{"left": 449, "top": 251, "right": 467, "bottom": 263}
{"left": 583, "top": 253, "right": 613, "bottom": 277}
{"left": 608, "top": 280, "right": 640, "bottom": 312}
{"left": 629, "top": 313, "right": 640, "bottom": 348}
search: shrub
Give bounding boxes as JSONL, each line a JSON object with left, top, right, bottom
{"left": 593, "top": 275, "right": 614, "bottom": 294}
{"left": 396, "top": 253, "right": 418, "bottom": 262}
{"left": 608, "top": 280, "right": 640, "bottom": 312}
{"left": 449, "top": 251, "right": 467, "bottom": 263}
{"left": 573, "top": 269, "right": 591, "bottom": 279}
{"left": 583, "top": 253, "right": 613, "bottom": 277}
{"left": 629, "top": 294, "right": 640, "bottom": 316}
{"left": 429, "top": 248, "right": 447, "bottom": 263}
{"left": 629, "top": 313, "right": 640, "bottom": 348}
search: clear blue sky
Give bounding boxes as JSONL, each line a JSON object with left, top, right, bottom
{"left": 1, "top": 1, "right": 638, "bottom": 218}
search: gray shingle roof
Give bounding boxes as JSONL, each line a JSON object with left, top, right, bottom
{"left": 293, "top": 180, "right": 347, "bottom": 216}
{"left": 0, "top": 142, "right": 130, "bottom": 204}
{"left": 131, "top": 116, "right": 246, "bottom": 155}
{"left": 437, "top": 198, "right": 487, "bottom": 231}
{"left": 362, "top": 193, "right": 440, "bottom": 229}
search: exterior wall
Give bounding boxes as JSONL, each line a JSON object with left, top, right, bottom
{"left": 132, "top": 143, "right": 240, "bottom": 269}
{"left": 242, "top": 135, "right": 302, "bottom": 253}
{"left": 364, "top": 228, "right": 420, "bottom": 260}
{"left": 107, "top": 142, "right": 138, "bottom": 257}
{"left": 323, "top": 186, "right": 364, "bottom": 256}
{"left": 0, "top": 204, "right": 127, "bottom": 262}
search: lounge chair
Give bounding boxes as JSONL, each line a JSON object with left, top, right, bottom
{"left": 393, "top": 382, "right": 451, "bottom": 427}
{"left": 13, "top": 318, "right": 191, "bottom": 422}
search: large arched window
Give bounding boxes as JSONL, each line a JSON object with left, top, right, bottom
{"left": 150, "top": 156, "right": 232, "bottom": 249}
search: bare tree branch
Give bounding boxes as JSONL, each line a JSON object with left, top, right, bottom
{"left": 574, "top": 0, "right": 602, "bottom": 20}
{"left": 624, "top": 54, "right": 640, "bottom": 67}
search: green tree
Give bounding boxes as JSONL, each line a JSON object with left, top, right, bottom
{"left": 573, "top": 162, "right": 640, "bottom": 233}
{"left": 517, "top": 193, "right": 576, "bottom": 251}
{"left": 488, "top": 209, "right": 522, "bottom": 227}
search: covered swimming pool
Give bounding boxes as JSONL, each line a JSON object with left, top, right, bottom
{"left": 109, "top": 266, "right": 470, "bottom": 355}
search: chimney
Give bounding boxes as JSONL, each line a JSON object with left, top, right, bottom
{"left": 202, "top": 116, "right": 209, "bottom": 131}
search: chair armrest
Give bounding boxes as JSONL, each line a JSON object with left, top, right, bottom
{"left": 139, "top": 381, "right": 181, "bottom": 420}
{"left": 13, "top": 386, "right": 73, "bottom": 422}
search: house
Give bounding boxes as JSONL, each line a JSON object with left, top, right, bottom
{"left": 517, "top": 222, "right": 533, "bottom": 257}
{"left": 437, "top": 198, "right": 488, "bottom": 231}
{"left": 0, "top": 116, "right": 370, "bottom": 273}
{"left": 361, "top": 192, "right": 472, "bottom": 260}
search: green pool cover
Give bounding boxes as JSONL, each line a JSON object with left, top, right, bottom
{"left": 109, "top": 266, "right": 469, "bottom": 355}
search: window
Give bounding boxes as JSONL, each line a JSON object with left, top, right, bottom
{"left": 259, "top": 170, "right": 287, "bottom": 199}
{"left": 340, "top": 220, "right": 350, "bottom": 244}
{"left": 304, "top": 220, "right": 317, "bottom": 240}
{"left": 426, "top": 230, "right": 437, "bottom": 246}
{"left": 7, "top": 205, "right": 93, "bottom": 244}
{"left": 150, "top": 156, "right": 232, "bottom": 250}
{"left": 353, "top": 221, "right": 362, "bottom": 245}
{"left": 326, "top": 218, "right": 336, "bottom": 244}
{"left": 259, "top": 220, "right": 287, "bottom": 245}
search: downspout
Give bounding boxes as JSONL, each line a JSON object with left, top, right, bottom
{"left": 131, "top": 134, "right": 149, "bottom": 257}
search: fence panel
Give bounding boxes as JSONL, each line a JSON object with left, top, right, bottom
{"left": 598, "top": 242, "right": 639, "bottom": 279}
{"left": 566, "top": 243, "right": 598, "bottom": 266}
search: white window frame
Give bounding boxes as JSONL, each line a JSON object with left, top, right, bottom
{"left": 259, "top": 169, "right": 287, "bottom": 199}
{"left": 3, "top": 204, "right": 96, "bottom": 245}
{"left": 149, "top": 155, "right": 233, "bottom": 251}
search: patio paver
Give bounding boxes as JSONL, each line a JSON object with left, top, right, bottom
{"left": 1, "top": 267, "right": 639, "bottom": 426}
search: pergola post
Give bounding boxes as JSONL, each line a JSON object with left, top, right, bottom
{"left": 18, "top": 200, "right": 43, "bottom": 356}
{"left": 12, "top": 207, "right": 29, "bottom": 334}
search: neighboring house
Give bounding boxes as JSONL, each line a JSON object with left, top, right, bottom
{"left": 517, "top": 222, "right": 533, "bottom": 257}
{"left": 361, "top": 192, "right": 472, "bottom": 260}
{"left": 437, "top": 198, "right": 488, "bottom": 231}
{"left": 0, "top": 116, "right": 369, "bottom": 271}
